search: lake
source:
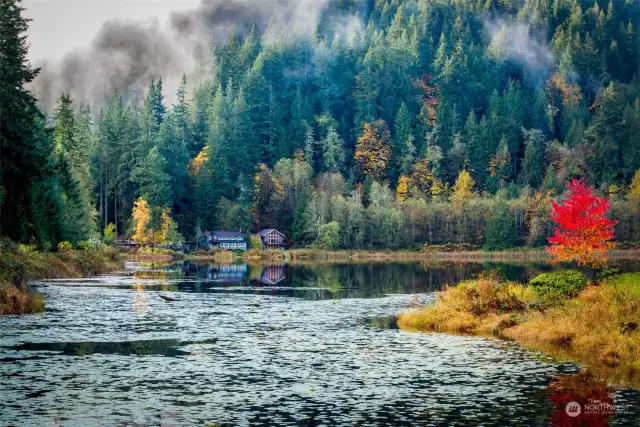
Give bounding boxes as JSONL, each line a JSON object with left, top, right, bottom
{"left": 2, "top": 261, "right": 640, "bottom": 426}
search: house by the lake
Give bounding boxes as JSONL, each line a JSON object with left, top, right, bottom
{"left": 204, "top": 231, "right": 248, "bottom": 251}
{"left": 255, "top": 229, "right": 286, "bottom": 249}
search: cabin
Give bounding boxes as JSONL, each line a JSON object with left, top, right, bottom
{"left": 256, "top": 229, "right": 286, "bottom": 249}
{"left": 204, "top": 231, "right": 248, "bottom": 251}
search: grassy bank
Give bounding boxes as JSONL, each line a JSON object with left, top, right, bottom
{"left": 398, "top": 271, "right": 640, "bottom": 388}
{"left": 0, "top": 240, "right": 123, "bottom": 315}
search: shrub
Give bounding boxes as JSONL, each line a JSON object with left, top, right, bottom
{"left": 57, "top": 241, "right": 75, "bottom": 254}
{"left": 103, "top": 223, "right": 116, "bottom": 244}
{"left": 18, "top": 243, "right": 39, "bottom": 255}
{"left": 595, "top": 267, "right": 622, "bottom": 283}
{"left": 250, "top": 236, "right": 264, "bottom": 249}
{"left": 529, "top": 270, "right": 588, "bottom": 302}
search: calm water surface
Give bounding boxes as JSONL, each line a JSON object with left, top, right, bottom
{"left": 1, "top": 261, "right": 640, "bottom": 426}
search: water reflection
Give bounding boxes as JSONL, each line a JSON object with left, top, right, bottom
{"left": 545, "top": 371, "right": 640, "bottom": 426}
{"left": 2, "top": 261, "right": 640, "bottom": 425}
{"left": 131, "top": 260, "right": 640, "bottom": 300}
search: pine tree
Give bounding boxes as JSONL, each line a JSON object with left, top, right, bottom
{"left": 519, "top": 129, "right": 546, "bottom": 188}
{"left": 0, "top": 0, "right": 65, "bottom": 245}
{"left": 173, "top": 74, "right": 191, "bottom": 148}
{"left": 394, "top": 103, "right": 415, "bottom": 179}
{"left": 52, "top": 94, "right": 96, "bottom": 243}
{"left": 322, "top": 126, "right": 344, "bottom": 173}
{"left": 131, "top": 147, "right": 172, "bottom": 208}
{"left": 484, "top": 199, "right": 518, "bottom": 251}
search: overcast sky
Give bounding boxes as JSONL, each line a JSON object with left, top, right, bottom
{"left": 24, "top": 0, "right": 201, "bottom": 62}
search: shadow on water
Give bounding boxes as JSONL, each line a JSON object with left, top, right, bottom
{"left": 2, "top": 338, "right": 217, "bottom": 357}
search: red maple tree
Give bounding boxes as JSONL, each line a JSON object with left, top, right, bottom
{"left": 547, "top": 179, "right": 618, "bottom": 266}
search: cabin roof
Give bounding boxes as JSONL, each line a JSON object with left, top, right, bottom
{"left": 206, "top": 231, "right": 246, "bottom": 238}
{"left": 259, "top": 229, "right": 285, "bottom": 237}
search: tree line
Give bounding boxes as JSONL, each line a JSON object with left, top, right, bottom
{"left": 2, "top": 0, "right": 640, "bottom": 250}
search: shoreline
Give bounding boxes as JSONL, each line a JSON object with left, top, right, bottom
{"left": 0, "top": 242, "right": 124, "bottom": 315}
{"left": 128, "top": 247, "right": 640, "bottom": 264}
{"left": 398, "top": 272, "right": 640, "bottom": 389}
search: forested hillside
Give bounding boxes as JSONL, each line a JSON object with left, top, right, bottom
{"left": 3, "top": 0, "right": 640, "bottom": 249}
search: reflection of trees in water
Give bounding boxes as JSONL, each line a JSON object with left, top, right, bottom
{"left": 288, "top": 263, "right": 555, "bottom": 299}
{"left": 546, "top": 371, "right": 616, "bottom": 426}
{"left": 169, "top": 260, "right": 640, "bottom": 300}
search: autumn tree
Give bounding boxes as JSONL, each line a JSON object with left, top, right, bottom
{"left": 628, "top": 170, "right": 640, "bottom": 203}
{"left": 131, "top": 198, "right": 153, "bottom": 246}
{"left": 407, "top": 157, "right": 444, "bottom": 200}
{"left": 160, "top": 208, "right": 184, "bottom": 244}
{"left": 354, "top": 121, "right": 392, "bottom": 180}
{"left": 396, "top": 176, "right": 409, "bottom": 202}
{"left": 452, "top": 170, "right": 475, "bottom": 208}
{"left": 547, "top": 179, "right": 618, "bottom": 266}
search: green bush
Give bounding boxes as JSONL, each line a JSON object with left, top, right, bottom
{"left": 484, "top": 199, "right": 518, "bottom": 251}
{"left": 595, "top": 267, "right": 622, "bottom": 283}
{"left": 529, "top": 270, "right": 588, "bottom": 302}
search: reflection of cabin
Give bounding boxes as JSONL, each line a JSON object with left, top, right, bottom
{"left": 208, "top": 264, "right": 247, "bottom": 283}
{"left": 260, "top": 265, "right": 286, "bottom": 285}
{"left": 204, "top": 231, "right": 248, "bottom": 251}
{"left": 255, "top": 229, "right": 286, "bottom": 249}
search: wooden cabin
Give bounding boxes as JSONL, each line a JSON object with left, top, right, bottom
{"left": 256, "top": 229, "right": 286, "bottom": 249}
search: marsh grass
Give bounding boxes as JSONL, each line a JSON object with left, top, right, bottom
{"left": 0, "top": 239, "right": 123, "bottom": 315}
{"left": 398, "top": 272, "right": 640, "bottom": 388}
{"left": 0, "top": 284, "right": 45, "bottom": 315}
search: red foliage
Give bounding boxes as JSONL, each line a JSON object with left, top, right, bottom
{"left": 547, "top": 179, "right": 618, "bottom": 266}
{"left": 546, "top": 372, "right": 615, "bottom": 427}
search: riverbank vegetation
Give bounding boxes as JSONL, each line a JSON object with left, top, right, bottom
{"left": 0, "top": 240, "right": 122, "bottom": 315}
{"left": 398, "top": 271, "right": 640, "bottom": 388}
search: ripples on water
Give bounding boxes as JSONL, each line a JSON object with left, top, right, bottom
{"left": 1, "top": 261, "right": 640, "bottom": 426}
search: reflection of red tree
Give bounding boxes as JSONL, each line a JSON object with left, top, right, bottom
{"left": 547, "top": 371, "right": 615, "bottom": 426}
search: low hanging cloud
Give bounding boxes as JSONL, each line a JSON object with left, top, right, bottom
{"left": 30, "top": 0, "right": 333, "bottom": 111}
{"left": 485, "top": 18, "right": 554, "bottom": 77}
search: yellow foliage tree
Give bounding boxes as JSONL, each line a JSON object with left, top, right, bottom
{"left": 452, "top": 170, "right": 475, "bottom": 207}
{"left": 396, "top": 176, "right": 409, "bottom": 202}
{"left": 407, "top": 157, "right": 444, "bottom": 199}
{"left": 628, "top": 170, "right": 640, "bottom": 202}
{"left": 131, "top": 197, "right": 153, "bottom": 245}
{"left": 189, "top": 146, "right": 210, "bottom": 176}
{"left": 160, "top": 208, "right": 184, "bottom": 244}
{"left": 354, "top": 121, "right": 391, "bottom": 180}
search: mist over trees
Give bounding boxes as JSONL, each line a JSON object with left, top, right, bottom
{"left": 3, "top": 0, "right": 640, "bottom": 249}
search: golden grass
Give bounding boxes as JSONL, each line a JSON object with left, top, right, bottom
{"left": 0, "top": 240, "right": 123, "bottom": 315}
{"left": 398, "top": 272, "right": 640, "bottom": 388}
{"left": 0, "top": 283, "right": 45, "bottom": 315}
